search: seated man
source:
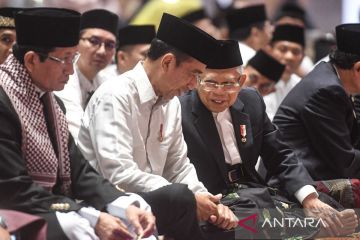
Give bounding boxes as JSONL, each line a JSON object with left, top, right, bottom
{"left": 273, "top": 23, "right": 360, "bottom": 209}
{"left": 0, "top": 8, "right": 167, "bottom": 240}
{"left": 78, "top": 13, "right": 238, "bottom": 238}
{"left": 180, "top": 39, "right": 358, "bottom": 238}
{"left": 243, "top": 49, "right": 285, "bottom": 96}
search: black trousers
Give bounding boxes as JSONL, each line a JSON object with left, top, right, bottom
{"left": 141, "top": 183, "right": 206, "bottom": 240}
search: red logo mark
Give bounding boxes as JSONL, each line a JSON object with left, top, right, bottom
{"left": 238, "top": 213, "right": 258, "bottom": 233}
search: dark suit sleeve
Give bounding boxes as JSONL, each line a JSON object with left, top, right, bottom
{"left": 301, "top": 86, "right": 360, "bottom": 178}
{"left": 0, "top": 91, "right": 124, "bottom": 214}
{"left": 68, "top": 135, "right": 125, "bottom": 210}
{"left": 255, "top": 91, "right": 314, "bottom": 197}
{"left": 0, "top": 91, "right": 80, "bottom": 214}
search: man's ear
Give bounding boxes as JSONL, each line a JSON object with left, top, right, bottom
{"left": 239, "top": 73, "right": 247, "bottom": 88}
{"left": 117, "top": 51, "right": 126, "bottom": 65}
{"left": 161, "top": 53, "right": 176, "bottom": 73}
{"left": 354, "top": 61, "right": 360, "bottom": 74}
{"left": 24, "top": 51, "right": 38, "bottom": 74}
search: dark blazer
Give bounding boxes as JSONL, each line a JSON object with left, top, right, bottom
{"left": 273, "top": 62, "right": 360, "bottom": 180}
{"left": 0, "top": 87, "right": 125, "bottom": 238}
{"left": 180, "top": 88, "right": 314, "bottom": 197}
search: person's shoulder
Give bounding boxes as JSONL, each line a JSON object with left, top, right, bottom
{"left": 239, "top": 87, "right": 263, "bottom": 102}
{"left": 179, "top": 91, "right": 192, "bottom": 103}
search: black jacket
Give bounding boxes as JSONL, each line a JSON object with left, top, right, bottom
{"left": 180, "top": 88, "right": 314, "bottom": 197}
{"left": 273, "top": 62, "right": 360, "bottom": 180}
{"left": 0, "top": 87, "right": 125, "bottom": 238}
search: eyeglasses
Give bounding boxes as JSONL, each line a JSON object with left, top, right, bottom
{"left": 37, "top": 52, "right": 80, "bottom": 65}
{"left": 198, "top": 79, "right": 241, "bottom": 93}
{"left": 81, "top": 36, "right": 116, "bottom": 51}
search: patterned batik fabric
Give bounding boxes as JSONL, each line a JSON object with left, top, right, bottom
{"left": 317, "top": 179, "right": 360, "bottom": 208}
{"left": 0, "top": 54, "right": 71, "bottom": 195}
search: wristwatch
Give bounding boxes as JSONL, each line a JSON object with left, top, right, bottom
{"left": 0, "top": 215, "right": 7, "bottom": 229}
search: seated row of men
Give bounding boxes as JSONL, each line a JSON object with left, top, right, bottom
{"left": 0, "top": 7, "right": 360, "bottom": 240}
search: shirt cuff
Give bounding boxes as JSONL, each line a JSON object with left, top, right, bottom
{"left": 107, "top": 194, "right": 145, "bottom": 220}
{"left": 294, "top": 185, "right": 319, "bottom": 204}
{"left": 78, "top": 207, "right": 101, "bottom": 228}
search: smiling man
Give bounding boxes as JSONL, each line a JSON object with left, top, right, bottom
{"left": 180, "top": 39, "right": 358, "bottom": 239}
{"left": 78, "top": 13, "right": 239, "bottom": 239}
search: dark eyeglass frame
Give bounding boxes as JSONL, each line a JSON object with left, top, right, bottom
{"left": 80, "top": 36, "right": 116, "bottom": 51}
{"left": 36, "top": 52, "right": 81, "bottom": 65}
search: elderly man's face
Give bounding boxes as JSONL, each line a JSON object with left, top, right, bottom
{"left": 0, "top": 28, "right": 16, "bottom": 64}
{"left": 117, "top": 43, "right": 150, "bottom": 73}
{"left": 77, "top": 28, "right": 116, "bottom": 74}
{"left": 198, "top": 67, "right": 246, "bottom": 113}
{"left": 29, "top": 46, "right": 78, "bottom": 91}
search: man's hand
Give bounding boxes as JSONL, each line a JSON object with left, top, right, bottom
{"left": 302, "top": 193, "right": 358, "bottom": 236}
{"left": 0, "top": 226, "right": 10, "bottom": 240}
{"left": 126, "top": 204, "right": 156, "bottom": 238}
{"left": 194, "top": 192, "right": 221, "bottom": 221}
{"left": 209, "top": 204, "right": 239, "bottom": 230}
{"left": 95, "top": 212, "right": 133, "bottom": 240}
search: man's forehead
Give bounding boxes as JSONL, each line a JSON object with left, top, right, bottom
{"left": 81, "top": 28, "right": 116, "bottom": 39}
{"left": 53, "top": 46, "right": 78, "bottom": 54}
{"left": 204, "top": 68, "right": 241, "bottom": 80}
{"left": 274, "top": 41, "right": 303, "bottom": 50}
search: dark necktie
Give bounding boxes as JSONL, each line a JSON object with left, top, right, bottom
{"left": 84, "top": 90, "right": 95, "bottom": 108}
{"left": 40, "top": 92, "right": 59, "bottom": 157}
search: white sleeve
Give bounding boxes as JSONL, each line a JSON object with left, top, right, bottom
{"left": 162, "top": 99, "right": 207, "bottom": 193}
{"left": 294, "top": 185, "right": 319, "bottom": 204}
{"left": 87, "top": 92, "right": 172, "bottom": 193}
{"left": 55, "top": 71, "right": 84, "bottom": 142}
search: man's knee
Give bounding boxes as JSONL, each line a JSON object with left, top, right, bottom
{"left": 159, "top": 184, "right": 196, "bottom": 211}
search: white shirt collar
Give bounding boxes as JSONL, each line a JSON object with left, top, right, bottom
{"left": 132, "top": 62, "right": 158, "bottom": 105}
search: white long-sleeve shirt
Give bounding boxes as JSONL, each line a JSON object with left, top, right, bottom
{"left": 77, "top": 62, "right": 207, "bottom": 193}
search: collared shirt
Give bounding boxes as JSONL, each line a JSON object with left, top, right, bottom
{"left": 264, "top": 74, "right": 301, "bottom": 120}
{"left": 55, "top": 65, "right": 108, "bottom": 141}
{"left": 78, "top": 62, "right": 207, "bottom": 193}
{"left": 77, "top": 66, "right": 107, "bottom": 109}
{"left": 212, "top": 109, "right": 242, "bottom": 165}
{"left": 212, "top": 107, "right": 316, "bottom": 204}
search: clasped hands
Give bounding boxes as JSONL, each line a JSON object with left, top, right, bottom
{"left": 195, "top": 192, "right": 238, "bottom": 230}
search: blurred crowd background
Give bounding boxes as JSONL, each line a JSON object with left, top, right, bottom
{"left": 0, "top": 0, "right": 359, "bottom": 64}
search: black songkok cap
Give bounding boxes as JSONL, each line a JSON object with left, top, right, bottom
{"left": 271, "top": 24, "right": 305, "bottom": 47}
{"left": 157, "top": 13, "right": 217, "bottom": 65}
{"left": 80, "top": 9, "right": 118, "bottom": 37}
{"left": 207, "top": 40, "right": 243, "bottom": 69}
{"left": 247, "top": 50, "right": 285, "bottom": 83}
{"left": 181, "top": 9, "right": 206, "bottom": 23}
{"left": 117, "top": 25, "right": 155, "bottom": 48}
{"left": 336, "top": 23, "right": 360, "bottom": 55}
{"left": 15, "top": 8, "right": 80, "bottom": 48}
{"left": 276, "top": 3, "right": 305, "bottom": 22}
{"left": 226, "top": 4, "right": 266, "bottom": 33}
{"left": 0, "top": 7, "right": 22, "bottom": 29}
